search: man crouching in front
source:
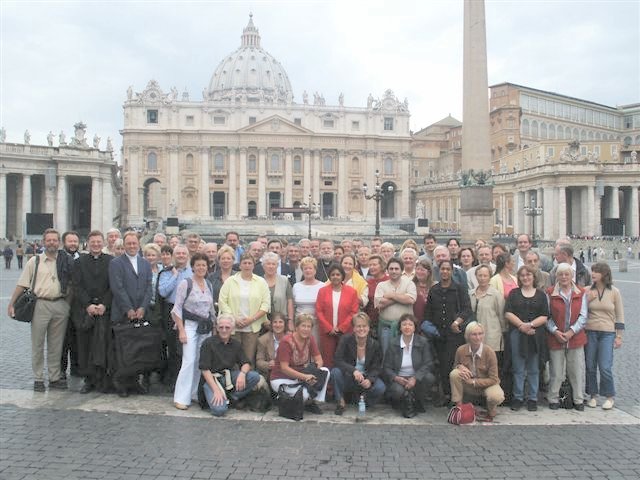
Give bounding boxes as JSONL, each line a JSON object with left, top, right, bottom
{"left": 199, "top": 313, "right": 260, "bottom": 416}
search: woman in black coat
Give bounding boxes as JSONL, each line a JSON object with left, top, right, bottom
{"left": 331, "top": 312, "right": 386, "bottom": 415}
{"left": 383, "top": 313, "right": 436, "bottom": 417}
{"left": 422, "top": 259, "right": 472, "bottom": 405}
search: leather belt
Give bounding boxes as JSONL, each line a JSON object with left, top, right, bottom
{"left": 39, "top": 297, "right": 63, "bottom": 301}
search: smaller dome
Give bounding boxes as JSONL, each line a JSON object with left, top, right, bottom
{"left": 206, "top": 14, "right": 293, "bottom": 105}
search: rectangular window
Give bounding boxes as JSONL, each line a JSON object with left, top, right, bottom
{"left": 293, "top": 156, "right": 302, "bottom": 173}
{"left": 249, "top": 116, "right": 257, "bottom": 124}
{"left": 324, "top": 181, "right": 333, "bottom": 186}
{"left": 384, "top": 117, "right": 394, "bottom": 131}
{"left": 323, "top": 119, "right": 334, "bottom": 128}
{"left": 147, "top": 110, "right": 158, "bottom": 124}
{"left": 594, "top": 146, "right": 600, "bottom": 156}
{"left": 580, "top": 146, "right": 587, "bottom": 155}
{"left": 213, "top": 116, "right": 226, "bottom": 125}
{"left": 294, "top": 118, "right": 302, "bottom": 126}
{"left": 352, "top": 121, "right": 360, "bottom": 130}
{"left": 186, "top": 115, "right": 194, "bottom": 126}
{"left": 249, "top": 179, "right": 256, "bottom": 185}
{"left": 547, "top": 147, "right": 555, "bottom": 157}
{"left": 611, "top": 145, "right": 617, "bottom": 156}
{"left": 294, "top": 180, "right": 301, "bottom": 186}
{"left": 214, "top": 179, "right": 223, "bottom": 185}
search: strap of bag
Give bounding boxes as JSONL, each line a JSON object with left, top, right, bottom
{"left": 30, "top": 255, "right": 40, "bottom": 292}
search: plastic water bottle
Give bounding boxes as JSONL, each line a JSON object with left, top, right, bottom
{"left": 358, "top": 394, "right": 366, "bottom": 417}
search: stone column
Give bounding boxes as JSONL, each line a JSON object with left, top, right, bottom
{"left": 543, "top": 186, "right": 554, "bottom": 240}
{"left": 586, "top": 185, "right": 595, "bottom": 236}
{"left": 90, "top": 176, "right": 101, "bottom": 232}
{"left": 608, "top": 186, "right": 620, "bottom": 218}
{"left": 0, "top": 173, "right": 6, "bottom": 239}
{"left": 557, "top": 186, "right": 567, "bottom": 238}
{"left": 512, "top": 191, "right": 522, "bottom": 235}
{"left": 258, "top": 148, "right": 267, "bottom": 217}
{"left": 45, "top": 180, "right": 56, "bottom": 216}
{"left": 337, "top": 150, "right": 347, "bottom": 218}
{"left": 200, "top": 147, "right": 210, "bottom": 218}
{"left": 459, "top": 0, "right": 494, "bottom": 242}
{"left": 128, "top": 146, "right": 142, "bottom": 225}
{"left": 228, "top": 148, "right": 238, "bottom": 219}
{"left": 54, "top": 175, "right": 67, "bottom": 232}
{"left": 536, "top": 188, "right": 544, "bottom": 238}
{"left": 629, "top": 186, "right": 639, "bottom": 237}
{"left": 103, "top": 176, "right": 113, "bottom": 231}
{"left": 313, "top": 149, "right": 321, "bottom": 205}
{"left": 303, "top": 149, "right": 311, "bottom": 202}
{"left": 499, "top": 193, "right": 506, "bottom": 233}
{"left": 594, "top": 188, "right": 602, "bottom": 236}
{"left": 284, "top": 148, "right": 293, "bottom": 211}
{"left": 167, "top": 146, "right": 179, "bottom": 215}
{"left": 400, "top": 153, "right": 411, "bottom": 220}
{"left": 21, "top": 175, "right": 31, "bottom": 237}
{"left": 239, "top": 148, "right": 248, "bottom": 218}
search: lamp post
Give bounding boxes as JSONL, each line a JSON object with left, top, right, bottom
{"left": 362, "top": 169, "right": 393, "bottom": 237}
{"left": 523, "top": 197, "right": 543, "bottom": 243}
{"left": 302, "top": 194, "right": 319, "bottom": 240}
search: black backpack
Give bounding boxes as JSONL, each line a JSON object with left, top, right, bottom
{"left": 559, "top": 378, "right": 573, "bottom": 409}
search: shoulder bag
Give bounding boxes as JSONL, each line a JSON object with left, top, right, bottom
{"left": 447, "top": 402, "right": 476, "bottom": 425}
{"left": 112, "top": 316, "right": 164, "bottom": 378}
{"left": 13, "top": 256, "right": 40, "bottom": 323}
{"left": 277, "top": 382, "right": 304, "bottom": 421}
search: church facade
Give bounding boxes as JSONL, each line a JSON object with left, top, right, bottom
{"left": 121, "top": 15, "right": 413, "bottom": 227}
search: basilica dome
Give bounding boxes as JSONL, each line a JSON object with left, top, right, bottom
{"left": 206, "top": 14, "right": 294, "bottom": 104}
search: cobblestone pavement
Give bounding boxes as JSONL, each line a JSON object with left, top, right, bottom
{"left": 1, "top": 260, "right": 639, "bottom": 479}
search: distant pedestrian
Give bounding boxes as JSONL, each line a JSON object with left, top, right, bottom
{"left": 15, "top": 244, "right": 24, "bottom": 269}
{"left": 3, "top": 245, "right": 13, "bottom": 269}
{"left": 579, "top": 249, "right": 585, "bottom": 264}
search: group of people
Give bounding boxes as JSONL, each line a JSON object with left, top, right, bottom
{"left": 8, "top": 228, "right": 625, "bottom": 421}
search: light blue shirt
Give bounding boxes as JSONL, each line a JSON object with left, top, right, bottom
{"left": 546, "top": 290, "right": 588, "bottom": 334}
{"left": 158, "top": 265, "right": 193, "bottom": 304}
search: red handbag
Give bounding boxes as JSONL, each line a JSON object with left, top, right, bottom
{"left": 447, "top": 402, "right": 476, "bottom": 425}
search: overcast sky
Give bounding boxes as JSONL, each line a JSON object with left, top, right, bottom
{"left": 1, "top": 0, "right": 638, "bottom": 161}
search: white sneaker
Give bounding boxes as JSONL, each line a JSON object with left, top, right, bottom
{"left": 602, "top": 398, "right": 614, "bottom": 410}
{"left": 587, "top": 397, "right": 597, "bottom": 408}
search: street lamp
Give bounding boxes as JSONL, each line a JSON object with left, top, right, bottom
{"left": 523, "top": 197, "right": 543, "bottom": 243}
{"left": 362, "top": 169, "right": 394, "bottom": 237}
{"left": 302, "top": 194, "right": 319, "bottom": 240}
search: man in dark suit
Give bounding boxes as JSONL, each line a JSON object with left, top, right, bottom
{"left": 109, "top": 231, "right": 152, "bottom": 397}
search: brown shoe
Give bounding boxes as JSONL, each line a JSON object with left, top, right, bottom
{"left": 174, "top": 402, "right": 189, "bottom": 410}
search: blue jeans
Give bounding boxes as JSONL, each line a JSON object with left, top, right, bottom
{"left": 330, "top": 367, "right": 386, "bottom": 406}
{"left": 510, "top": 329, "right": 539, "bottom": 401}
{"left": 585, "top": 330, "right": 616, "bottom": 397}
{"left": 203, "top": 370, "right": 260, "bottom": 417}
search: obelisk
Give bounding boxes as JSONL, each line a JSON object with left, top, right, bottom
{"left": 459, "top": 0, "right": 494, "bottom": 243}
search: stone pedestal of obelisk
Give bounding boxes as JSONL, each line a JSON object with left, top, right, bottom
{"left": 459, "top": 0, "right": 494, "bottom": 243}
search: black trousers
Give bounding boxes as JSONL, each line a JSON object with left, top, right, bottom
{"left": 433, "top": 334, "right": 464, "bottom": 397}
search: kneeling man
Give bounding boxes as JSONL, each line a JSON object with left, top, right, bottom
{"left": 199, "top": 314, "right": 260, "bottom": 416}
{"left": 450, "top": 321, "right": 505, "bottom": 420}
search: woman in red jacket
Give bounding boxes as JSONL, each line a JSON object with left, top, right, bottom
{"left": 546, "top": 263, "right": 588, "bottom": 411}
{"left": 315, "top": 264, "right": 359, "bottom": 368}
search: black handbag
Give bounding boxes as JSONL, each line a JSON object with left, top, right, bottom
{"left": 112, "top": 317, "right": 164, "bottom": 378}
{"left": 13, "top": 256, "right": 40, "bottom": 323}
{"left": 301, "top": 363, "right": 328, "bottom": 398}
{"left": 559, "top": 377, "right": 574, "bottom": 409}
{"left": 277, "top": 383, "right": 304, "bottom": 421}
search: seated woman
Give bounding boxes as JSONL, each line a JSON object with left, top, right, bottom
{"left": 256, "top": 313, "right": 287, "bottom": 381}
{"left": 270, "top": 313, "right": 330, "bottom": 415}
{"left": 331, "top": 312, "right": 386, "bottom": 415}
{"left": 198, "top": 314, "right": 261, "bottom": 417}
{"left": 383, "top": 313, "right": 436, "bottom": 418}
{"left": 450, "top": 322, "right": 505, "bottom": 421}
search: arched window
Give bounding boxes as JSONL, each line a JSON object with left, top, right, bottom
{"left": 247, "top": 201, "right": 257, "bottom": 218}
{"left": 565, "top": 126, "right": 571, "bottom": 139}
{"left": 248, "top": 154, "right": 257, "bottom": 173}
{"left": 270, "top": 153, "right": 281, "bottom": 172}
{"left": 548, "top": 124, "right": 556, "bottom": 139}
{"left": 522, "top": 119, "right": 530, "bottom": 136}
{"left": 573, "top": 128, "right": 579, "bottom": 139}
{"left": 588, "top": 131, "right": 594, "bottom": 140}
{"left": 531, "top": 120, "right": 539, "bottom": 138}
{"left": 540, "top": 123, "right": 547, "bottom": 139}
{"left": 147, "top": 152, "right": 157, "bottom": 171}
{"left": 383, "top": 157, "right": 393, "bottom": 175}
{"left": 595, "top": 132, "right": 602, "bottom": 140}
{"left": 186, "top": 153, "right": 194, "bottom": 170}
{"left": 293, "top": 155, "right": 302, "bottom": 174}
{"left": 580, "top": 130, "right": 587, "bottom": 141}
{"left": 322, "top": 155, "right": 334, "bottom": 173}
{"left": 351, "top": 157, "right": 359, "bottom": 174}
{"left": 623, "top": 136, "right": 632, "bottom": 146}
{"left": 214, "top": 153, "right": 225, "bottom": 171}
